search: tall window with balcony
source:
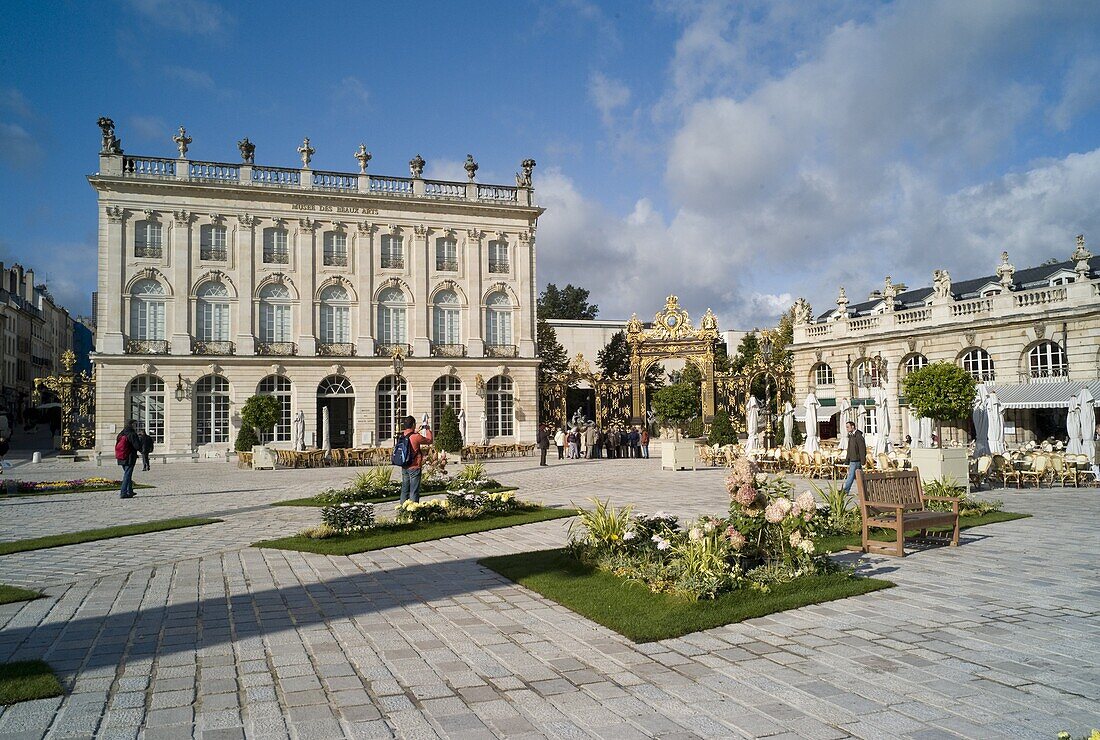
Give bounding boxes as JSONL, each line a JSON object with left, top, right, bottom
{"left": 432, "top": 375, "right": 462, "bottom": 430}
{"left": 486, "top": 375, "right": 514, "bottom": 438}
{"left": 258, "top": 283, "right": 293, "bottom": 355}
{"left": 128, "top": 375, "right": 165, "bottom": 444}
{"left": 199, "top": 224, "right": 227, "bottom": 261}
{"left": 319, "top": 285, "right": 352, "bottom": 355}
{"left": 135, "top": 220, "right": 163, "bottom": 258}
{"left": 128, "top": 278, "right": 167, "bottom": 354}
{"left": 488, "top": 239, "right": 509, "bottom": 273}
{"left": 432, "top": 289, "right": 461, "bottom": 356}
{"left": 263, "top": 227, "right": 289, "bottom": 264}
{"left": 813, "top": 363, "right": 834, "bottom": 389}
{"left": 961, "top": 348, "right": 995, "bottom": 382}
{"left": 323, "top": 231, "right": 348, "bottom": 267}
{"left": 1028, "top": 341, "right": 1068, "bottom": 380}
{"left": 903, "top": 353, "right": 928, "bottom": 377}
{"left": 258, "top": 375, "right": 292, "bottom": 442}
{"left": 485, "top": 291, "right": 514, "bottom": 356}
{"left": 195, "top": 280, "right": 232, "bottom": 354}
{"left": 195, "top": 375, "right": 230, "bottom": 446}
{"left": 381, "top": 235, "right": 403, "bottom": 269}
{"left": 376, "top": 375, "right": 407, "bottom": 442}
{"left": 435, "top": 237, "right": 458, "bottom": 272}
{"left": 377, "top": 287, "right": 407, "bottom": 354}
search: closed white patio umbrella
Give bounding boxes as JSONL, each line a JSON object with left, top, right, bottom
{"left": 782, "top": 401, "right": 795, "bottom": 449}
{"left": 986, "top": 390, "right": 1006, "bottom": 455}
{"left": 293, "top": 410, "right": 306, "bottom": 451}
{"left": 745, "top": 397, "right": 759, "bottom": 453}
{"left": 1066, "top": 395, "right": 1082, "bottom": 455}
{"left": 803, "top": 393, "right": 820, "bottom": 454}
{"left": 321, "top": 406, "right": 331, "bottom": 452}
{"left": 837, "top": 397, "right": 851, "bottom": 451}
{"left": 873, "top": 386, "right": 892, "bottom": 455}
{"left": 973, "top": 385, "right": 991, "bottom": 457}
{"left": 1078, "top": 388, "right": 1096, "bottom": 470}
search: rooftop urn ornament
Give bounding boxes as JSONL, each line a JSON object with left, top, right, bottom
{"left": 996, "top": 250, "right": 1015, "bottom": 288}
{"left": 354, "top": 143, "right": 372, "bottom": 173}
{"left": 237, "top": 137, "right": 255, "bottom": 164}
{"left": 882, "top": 276, "right": 899, "bottom": 310}
{"left": 464, "top": 154, "right": 479, "bottom": 181}
{"left": 97, "top": 116, "right": 122, "bottom": 154}
{"left": 836, "top": 286, "right": 849, "bottom": 314}
{"left": 172, "top": 126, "right": 192, "bottom": 158}
{"left": 409, "top": 154, "right": 425, "bottom": 178}
{"left": 1073, "top": 234, "right": 1092, "bottom": 276}
{"left": 297, "top": 137, "right": 315, "bottom": 168}
{"left": 515, "top": 158, "right": 536, "bottom": 187}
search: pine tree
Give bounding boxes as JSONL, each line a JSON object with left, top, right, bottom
{"left": 235, "top": 425, "right": 258, "bottom": 452}
{"left": 707, "top": 411, "right": 737, "bottom": 446}
{"left": 537, "top": 319, "right": 569, "bottom": 382}
{"left": 434, "top": 405, "right": 463, "bottom": 452}
{"left": 596, "top": 331, "right": 630, "bottom": 377}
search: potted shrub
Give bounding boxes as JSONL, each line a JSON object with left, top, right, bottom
{"left": 902, "top": 362, "right": 977, "bottom": 488}
{"left": 434, "top": 405, "right": 464, "bottom": 455}
{"left": 241, "top": 394, "right": 282, "bottom": 469}
{"left": 651, "top": 382, "right": 700, "bottom": 470}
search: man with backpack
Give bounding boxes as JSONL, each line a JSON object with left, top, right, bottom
{"left": 115, "top": 419, "right": 141, "bottom": 499}
{"left": 393, "top": 415, "right": 433, "bottom": 504}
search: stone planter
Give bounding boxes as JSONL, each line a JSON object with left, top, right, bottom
{"left": 251, "top": 445, "right": 277, "bottom": 470}
{"left": 910, "top": 446, "right": 970, "bottom": 492}
{"left": 660, "top": 440, "right": 698, "bottom": 471}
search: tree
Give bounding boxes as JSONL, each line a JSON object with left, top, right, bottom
{"left": 651, "top": 382, "right": 701, "bottom": 440}
{"left": 596, "top": 330, "right": 630, "bottom": 377}
{"left": 537, "top": 283, "right": 598, "bottom": 320}
{"left": 434, "top": 405, "right": 463, "bottom": 452}
{"left": 235, "top": 425, "right": 258, "bottom": 452}
{"left": 537, "top": 319, "right": 569, "bottom": 383}
{"left": 902, "top": 362, "right": 977, "bottom": 446}
{"left": 240, "top": 394, "right": 281, "bottom": 445}
{"left": 707, "top": 411, "right": 736, "bottom": 446}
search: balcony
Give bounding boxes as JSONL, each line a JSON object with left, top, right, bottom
{"left": 125, "top": 338, "right": 169, "bottom": 355}
{"left": 431, "top": 343, "right": 467, "bottom": 358}
{"left": 200, "top": 246, "right": 227, "bottom": 261}
{"left": 317, "top": 342, "right": 355, "bottom": 357}
{"left": 192, "top": 340, "right": 235, "bottom": 356}
{"left": 436, "top": 260, "right": 458, "bottom": 272}
{"left": 1023, "top": 368, "right": 1069, "bottom": 384}
{"left": 376, "top": 343, "right": 412, "bottom": 357}
{"left": 263, "top": 251, "right": 289, "bottom": 265}
{"left": 135, "top": 244, "right": 163, "bottom": 259}
{"left": 255, "top": 341, "right": 297, "bottom": 356}
{"left": 484, "top": 344, "right": 518, "bottom": 358}
{"left": 323, "top": 254, "right": 348, "bottom": 267}
{"left": 488, "top": 260, "right": 509, "bottom": 274}
{"left": 381, "top": 256, "right": 404, "bottom": 269}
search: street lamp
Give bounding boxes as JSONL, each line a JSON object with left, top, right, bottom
{"left": 175, "top": 374, "right": 185, "bottom": 402}
{"left": 391, "top": 347, "right": 405, "bottom": 442}
{"left": 759, "top": 329, "right": 776, "bottom": 447}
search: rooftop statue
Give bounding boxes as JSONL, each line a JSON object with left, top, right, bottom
{"left": 237, "top": 138, "right": 255, "bottom": 164}
{"left": 97, "top": 116, "right": 122, "bottom": 154}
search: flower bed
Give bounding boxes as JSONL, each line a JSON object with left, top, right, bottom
{"left": 270, "top": 462, "right": 511, "bottom": 508}
{"left": 3, "top": 478, "right": 147, "bottom": 496}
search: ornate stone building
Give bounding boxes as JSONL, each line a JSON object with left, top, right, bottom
{"left": 790, "top": 240, "right": 1100, "bottom": 447}
{"left": 89, "top": 120, "right": 541, "bottom": 455}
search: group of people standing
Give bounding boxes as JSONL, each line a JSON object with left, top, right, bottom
{"left": 536, "top": 423, "right": 650, "bottom": 466}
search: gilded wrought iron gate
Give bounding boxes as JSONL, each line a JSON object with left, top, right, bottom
{"left": 32, "top": 350, "right": 96, "bottom": 453}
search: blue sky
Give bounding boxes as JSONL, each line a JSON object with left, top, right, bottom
{"left": 3, "top": 1, "right": 1100, "bottom": 329}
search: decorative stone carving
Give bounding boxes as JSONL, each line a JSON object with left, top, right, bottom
{"left": 413, "top": 225, "right": 428, "bottom": 237}
{"left": 1073, "top": 234, "right": 1092, "bottom": 277}
{"left": 409, "top": 154, "right": 425, "bottom": 178}
{"left": 466, "top": 228, "right": 484, "bottom": 240}
{"left": 172, "top": 210, "right": 190, "bottom": 226}
{"left": 933, "top": 269, "right": 952, "bottom": 299}
{"left": 269, "top": 363, "right": 283, "bottom": 376}
{"left": 383, "top": 277, "right": 402, "bottom": 288}
{"left": 330, "top": 364, "right": 344, "bottom": 376}
{"left": 814, "top": 350, "right": 822, "bottom": 362}
{"left": 172, "top": 126, "right": 192, "bottom": 158}
{"left": 495, "top": 230, "right": 508, "bottom": 241}
{"left": 882, "top": 276, "right": 898, "bottom": 310}
{"left": 964, "top": 332, "right": 976, "bottom": 348}
{"left": 792, "top": 297, "right": 812, "bottom": 325}
{"left": 297, "top": 137, "right": 314, "bottom": 168}
{"left": 1034, "top": 323, "right": 1047, "bottom": 340}
{"left": 105, "top": 206, "right": 124, "bottom": 222}
{"left": 354, "top": 143, "right": 372, "bottom": 173}
{"left": 97, "top": 116, "right": 122, "bottom": 154}
{"left": 143, "top": 209, "right": 157, "bottom": 220}
{"left": 140, "top": 363, "right": 154, "bottom": 375}
{"left": 238, "top": 138, "right": 255, "bottom": 164}
{"left": 907, "top": 338, "right": 917, "bottom": 353}
{"left": 237, "top": 213, "right": 258, "bottom": 228}
{"left": 996, "top": 251, "right": 1015, "bottom": 288}
{"left": 388, "top": 224, "right": 401, "bottom": 235}
{"left": 518, "top": 230, "right": 532, "bottom": 244}
{"left": 207, "top": 363, "right": 222, "bottom": 376}
{"left": 268, "top": 272, "right": 288, "bottom": 285}
{"left": 438, "top": 279, "right": 458, "bottom": 291}
{"left": 298, "top": 217, "right": 315, "bottom": 230}
{"left": 209, "top": 213, "right": 222, "bottom": 223}
{"left": 357, "top": 221, "right": 375, "bottom": 235}
{"left": 464, "top": 154, "right": 479, "bottom": 181}
{"left": 515, "top": 158, "right": 536, "bottom": 187}
{"left": 836, "top": 287, "right": 849, "bottom": 314}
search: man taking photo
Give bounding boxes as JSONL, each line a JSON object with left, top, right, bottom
{"left": 394, "top": 415, "right": 433, "bottom": 504}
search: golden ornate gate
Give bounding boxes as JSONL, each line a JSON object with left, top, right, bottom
{"left": 32, "top": 350, "right": 95, "bottom": 453}
{"left": 539, "top": 353, "right": 633, "bottom": 428}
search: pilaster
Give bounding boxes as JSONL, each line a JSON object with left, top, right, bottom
{"left": 355, "top": 222, "right": 376, "bottom": 356}
{"left": 297, "top": 218, "right": 317, "bottom": 355}
{"left": 102, "top": 206, "right": 125, "bottom": 353}
{"left": 235, "top": 215, "right": 257, "bottom": 354}
{"left": 516, "top": 231, "right": 535, "bottom": 356}
{"left": 169, "top": 211, "right": 192, "bottom": 355}
{"left": 466, "top": 229, "right": 485, "bottom": 357}
{"left": 412, "top": 225, "right": 431, "bottom": 357}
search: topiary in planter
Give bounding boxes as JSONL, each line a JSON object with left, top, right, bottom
{"left": 707, "top": 411, "right": 736, "bottom": 446}
{"left": 652, "top": 382, "right": 701, "bottom": 440}
{"left": 902, "top": 362, "right": 977, "bottom": 446}
{"left": 240, "top": 394, "right": 281, "bottom": 445}
{"left": 235, "top": 425, "right": 258, "bottom": 452}
{"left": 434, "top": 405, "right": 463, "bottom": 453}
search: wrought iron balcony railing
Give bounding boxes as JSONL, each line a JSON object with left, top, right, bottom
{"left": 1023, "top": 368, "right": 1069, "bottom": 383}
{"left": 375, "top": 343, "right": 412, "bottom": 357}
{"left": 135, "top": 244, "right": 163, "bottom": 259}
{"left": 317, "top": 342, "right": 355, "bottom": 357}
{"left": 484, "top": 344, "right": 518, "bottom": 358}
{"left": 192, "top": 340, "right": 235, "bottom": 356}
{"left": 255, "top": 341, "right": 297, "bottom": 356}
{"left": 488, "top": 260, "right": 509, "bottom": 274}
{"left": 323, "top": 254, "right": 348, "bottom": 267}
{"left": 431, "top": 343, "right": 467, "bottom": 357}
{"left": 435, "top": 260, "right": 458, "bottom": 272}
{"left": 381, "top": 256, "right": 404, "bottom": 269}
{"left": 125, "top": 338, "right": 169, "bottom": 355}
{"left": 200, "top": 246, "right": 228, "bottom": 261}
{"left": 263, "top": 251, "right": 290, "bottom": 264}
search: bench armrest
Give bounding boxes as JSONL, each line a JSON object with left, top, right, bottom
{"left": 922, "top": 495, "right": 961, "bottom": 503}
{"left": 864, "top": 504, "right": 905, "bottom": 516}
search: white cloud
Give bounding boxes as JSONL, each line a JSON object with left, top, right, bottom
{"left": 130, "top": 115, "right": 167, "bottom": 142}
{"left": 1050, "top": 55, "right": 1100, "bottom": 131}
{"left": 164, "top": 65, "right": 216, "bottom": 91}
{"left": 125, "top": 0, "right": 232, "bottom": 36}
{"left": 0, "top": 88, "right": 34, "bottom": 119}
{"left": 0, "top": 123, "right": 42, "bottom": 169}
{"left": 332, "top": 76, "right": 370, "bottom": 116}
{"left": 588, "top": 72, "right": 631, "bottom": 127}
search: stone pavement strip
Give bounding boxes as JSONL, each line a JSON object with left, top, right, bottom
{"left": 0, "top": 456, "right": 1097, "bottom": 739}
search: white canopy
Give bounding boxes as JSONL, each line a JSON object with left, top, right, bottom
{"left": 1066, "top": 395, "right": 1083, "bottom": 455}
{"left": 1079, "top": 388, "right": 1096, "bottom": 466}
{"left": 837, "top": 397, "right": 852, "bottom": 451}
{"left": 782, "top": 401, "right": 795, "bottom": 449}
{"left": 872, "top": 386, "right": 892, "bottom": 455}
{"left": 973, "top": 385, "right": 991, "bottom": 457}
{"left": 321, "top": 406, "right": 331, "bottom": 452}
{"left": 986, "top": 390, "right": 1006, "bottom": 455}
{"left": 745, "top": 396, "right": 760, "bottom": 453}
{"left": 803, "top": 393, "right": 820, "bottom": 454}
{"left": 293, "top": 410, "right": 306, "bottom": 451}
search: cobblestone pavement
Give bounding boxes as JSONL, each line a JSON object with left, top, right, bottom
{"left": 0, "top": 456, "right": 1098, "bottom": 739}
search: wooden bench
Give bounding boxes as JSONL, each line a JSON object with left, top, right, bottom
{"left": 854, "top": 468, "right": 960, "bottom": 557}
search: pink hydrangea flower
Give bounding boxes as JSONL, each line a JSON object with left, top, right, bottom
{"left": 764, "top": 502, "right": 785, "bottom": 524}
{"left": 789, "top": 531, "right": 803, "bottom": 547}
{"left": 796, "top": 491, "right": 817, "bottom": 518}
{"left": 726, "top": 527, "right": 746, "bottom": 550}
{"left": 734, "top": 485, "right": 758, "bottom": 507}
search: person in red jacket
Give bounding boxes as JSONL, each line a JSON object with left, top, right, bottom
{"left": 398, "top": 415, "right": 433, "bottom": 503}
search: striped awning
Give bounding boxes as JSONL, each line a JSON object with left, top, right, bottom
{"left": 991, "top": 380, "right": 1100, "bottom": 409}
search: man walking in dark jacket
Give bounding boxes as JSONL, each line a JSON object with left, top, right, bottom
{"left": 116, "top": 419, "right": 142, "bottom": 499}
{"left": 842, "top": 421, "right": 867, "bottom": 494}
{"left": 536, "top": 423, "right": 550, "bottom": 466}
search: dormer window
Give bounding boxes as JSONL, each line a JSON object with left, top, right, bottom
{"left": 1048, "top": 269, "right": 1076, "bottom": 287}
{"left": 981, "top": 288, "right": 1000, "bottom": 298}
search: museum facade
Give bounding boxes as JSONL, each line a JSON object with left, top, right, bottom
{"left": 89, "top": 120, "right": 541, "bottom": 455}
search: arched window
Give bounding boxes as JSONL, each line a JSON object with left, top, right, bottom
{"left": 377, "top": 287, "right": 407, "bottom": 345}
{"left": 432, "top": 375, "right": 462, "bottom": 430}
{"left": 376, "top": 375, "right": 407, "bottom": 441}
{"left": 196, "top": 281, "right": 231, "bottom": 342}
{"left": 258, "top": 375, "right": 292, "bottom": 442}
{"left": 381, "top": 234, "right": 403, "bottom": 268}
{"left": 195, "top": 375, "right": 230, "bottom": 446}
{"left": 488, "top": 239, "right": 509, "bottom": 273}
{"left": 432, "top": 289, "right": 460, "bottom": 347}
{"left": 903, "top": 353, "right": 928, "bottom": 376}
{"left": 199, "top": 224, "right": 227, "bottom": 261}
{"left": 130, "top": 279, "right": 166, "bottom": 341}
{"left": 318, "top": 375, "right": 354, "bottom": 397}
{"left": 485, "top": 291, "right": 513, "bottom": 348}
{"left": 323, "top": 231, "right": 347, "bottom": 267}
{"left": 1028, "top": 341, "right": 1068, "bottom": 379}
{"left": 961, "top": 348, "right": 995, "bottom": 382}
{"left": 486, "top": 375, "right": 514, "bottom": 438}
{"left": 258, "top": 283, "right": 292, "bottom": 343}
{"left": 435, "top": 237, "right": 458, "bottom": 271}
{"left": 128, "top": 375, "right": 165, "bottom": 444}
{"left": 319, "top": 285, "right": 351, "bottom": 344}
{"left": 813, "top": 363, "right": 834, "bottom": 387}
{"left": 262, "top": 227, "right": 289, "bottom": 264}
{"left": 135, "top": 220, "right": 163, "bottom": 258}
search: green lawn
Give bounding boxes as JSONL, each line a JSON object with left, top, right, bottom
{"left": 816, "top": 511, "right": 1031, "bottom": 554}
{"left": 254, "top": 507, "right": 573, "bottom": 555}
{"left": 479, "top": 548, "right": 893, "bottom": 642}
{"left": 0, "top": 518, "right": 221, "bottom": 556}
{"left": 1, "top": 483, "right": 153, "bottom": 499}
{"left": 270, "top": 485, "right": 518, "bottom": 508}
{"left": 0, "top": 661, "right": 63, "bottom": 705}
{"left": 0, "top": 585, "right": 43, "bottom": 605}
